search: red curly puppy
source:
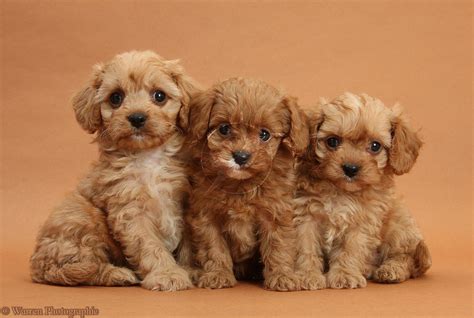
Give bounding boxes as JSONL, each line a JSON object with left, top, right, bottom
{"left": 179, "top": 78, "right": 308, "bottom": 291}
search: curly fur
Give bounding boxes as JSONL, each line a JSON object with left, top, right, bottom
{"left": 179, "top": 78, "right": 308, "bottom": 291}
{"left": 295, "top": 92, "right": 431, "bottom": 290}
{"left": 30, "top": 50, "right": 200, "bottom": 291}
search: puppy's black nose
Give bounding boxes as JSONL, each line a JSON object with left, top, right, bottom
{"left": 127, "top": 112, "right": 147, "bottom": 128}
{"left": 342, "top": 164, "right": 360, "bottom": 178}
{"left": 232, "top": 151, "right": 251, "bottom": 166}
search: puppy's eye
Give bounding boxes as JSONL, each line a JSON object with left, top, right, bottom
{"left": 109, "top": 91, "right": 124, "bottom": 108}
{"left": 259, "top": 129, "right": 271, "bottom": 142}
{"left": 152, "top": 90, "right": 167, "bottom": 105}
{"left": 369, "top": 141, "right": 382, "bottom": 154}
{"left": 326, "top": 136, "right": 341, "bottom": 149}
{"left": 218, "top": 123, "right": 231, "bottom": 137}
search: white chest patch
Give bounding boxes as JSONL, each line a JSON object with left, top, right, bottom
{"left": 124, "top": 138, "right": 186, "bottom": 252}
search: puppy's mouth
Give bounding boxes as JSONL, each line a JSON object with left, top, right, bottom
{"left": 122, "top": 124, "right": 169, "bottom": 140}
{"left": 223, "top": 159, "right": 254, "bottom": 180}
{"left": 335, "top": 171, "right": 381, "bottom": 192}
{"left": 122, "top": 129, "right": 154, "bottom": 141}
{"left": 343, "top": 175, "right": 357, "bottom": 183}
{"left": 338, "top": 176, "right": 363, "bottom": 192}
{"left": 115, "top": 129, "right": 170, "bottom": 150}
{"left": 131, "top": 131, "right": 145, "bottom": 139}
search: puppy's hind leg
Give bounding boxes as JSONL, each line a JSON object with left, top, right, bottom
{"left": 373, "top": 254, "right": 413, "bottom": 283}
{"left": 375, "top": 240, "right": 432, "bottom": 282}
{"left": 412, "top": 240, "right": 431, "bottom": 277}
{"left": 374, "top": 206, "right": 431, "bottom": 283}
{"left": 34, "top": 260, "right": 99, "bottom": 286}
{"left": 31, "top": 242, "right": 139, "bottom": 287}
{"left": 31, "top": 192, "right": 139, "bottom": 287}
{"left": 92, "top": 263, "right": 139, "bottom": 286}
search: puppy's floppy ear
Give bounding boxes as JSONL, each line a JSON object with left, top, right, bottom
{"left": 389, "top": 105, "right": 422, "bottom": 175}
{"left": 177, "top": 88, "right": 216, "bottom": 141}
{"left": 281, "top": 96, "right": 310, "bottom": 157}
{"left": 166, "top": 59, "right": 202, "bottom": 129}
{"left": 305, "top": 104, "right": 324, "bottom": 161}
{"left": 72, "top": 63, "right": 104, "bottom": 134}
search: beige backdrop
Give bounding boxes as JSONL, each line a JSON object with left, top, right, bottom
{"left": 1, "top": 1, "right": 472, "bottom": 317}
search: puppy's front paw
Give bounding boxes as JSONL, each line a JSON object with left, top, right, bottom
{"left": 141, "top": 267, "right": 192, "bottom": 291}
{"left": 264, "top": 272, "right": 301, "bottom": 291}
{"left": 373, "top": 263, "right": 409, "bottom": 283}
{"left": 197, "top": 270, "right": 236, "bottom": 289}
{"left": 298, "top": 271, "right": 326, "bottom": 290}
{"left": 327, "top": 269, "right": 366, "bottom": 289}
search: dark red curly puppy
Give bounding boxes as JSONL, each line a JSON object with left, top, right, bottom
{"left": 179, "top": 78, "right": 308, "bottom": 291}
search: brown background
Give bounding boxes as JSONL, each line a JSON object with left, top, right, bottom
{"left": 1, "top": 1, "right": 472, "bottom": 317}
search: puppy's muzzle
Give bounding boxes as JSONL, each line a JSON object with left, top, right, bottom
{"left": 342, "top": 163, "right": 360, "bottom": 178}
{"left": 232, "top": 150, "right": 251, "bottom": 166}
{"left": 127, "top": 112, "right": 147, "bottom": 129}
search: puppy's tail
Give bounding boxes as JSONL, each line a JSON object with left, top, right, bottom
{"left": 412, "top": 240, "right": 432, "bottom": 277}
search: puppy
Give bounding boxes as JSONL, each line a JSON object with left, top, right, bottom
{"left": 30, "top": 50, "right": 199, "bottom": 291}
{"left": 295, "top": 92, "right": 431, "bottom": 289}
{"left": 178, "top": 78, "right": 308, "bottom": 291}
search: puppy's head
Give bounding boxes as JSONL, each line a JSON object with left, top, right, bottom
{"left": 307, "top": 93, "right": 422, "bottom": 192}
{"left": 72, "top": 50, "right": 199, "bottom": 151}
{"left": 179, "top": 78, "right": 308, "bottom": 180}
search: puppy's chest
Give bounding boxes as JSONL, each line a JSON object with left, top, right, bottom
{"left": 103, "top": 147, "right": 186, "bottom": 251}
{"left": 127, "top": 148, "right": 186, "bottom": 197}
{"left": 222, "top": 204, "right": 259, "bottom": 262}
{"left": 323, "top": 194, "right": 362, "bottom": 224}
{"left": 304, "top": 189, "right": 365, "bottom": 225}
{"left": 301, "top": 185, "right": 389, "bottom": 252}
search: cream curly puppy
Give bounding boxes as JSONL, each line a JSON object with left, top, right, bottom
{"left": 30, "top": 51, "right": 199, "bottom": 291}
{"left": 295, "top": 92, "right": 431, "bottom": 289}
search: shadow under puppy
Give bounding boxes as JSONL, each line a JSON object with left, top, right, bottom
{"left": 30, "top": 50, "right": 199, "bottom": 291}
{"left": 295, "top": 92, "right": 431, "bottom": 289}
{"left": 179, "top": 78, "right": 308, "bottom": 291}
